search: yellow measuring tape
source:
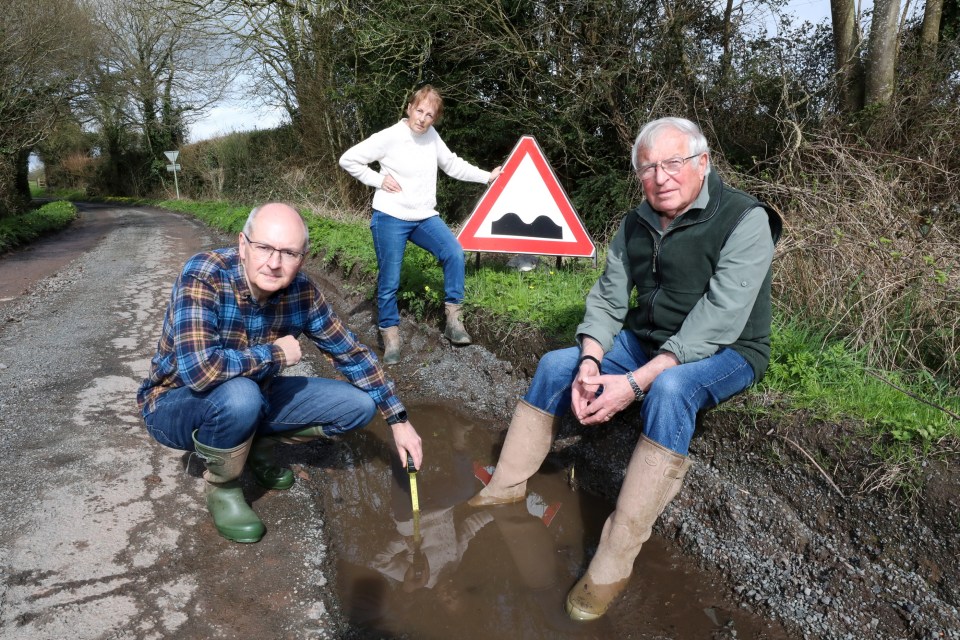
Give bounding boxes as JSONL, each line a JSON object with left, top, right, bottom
{"left": 407, "top": 454, "right": 421, "bottom": 543}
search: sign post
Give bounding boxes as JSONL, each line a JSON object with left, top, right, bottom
{"left": 163, "top": 150, "right": 181, "bottom": 200}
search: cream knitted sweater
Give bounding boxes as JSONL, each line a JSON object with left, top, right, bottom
{"left": 339, "top": 120, "right": 490, "bottom": 221}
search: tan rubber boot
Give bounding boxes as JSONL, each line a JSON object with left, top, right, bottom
{"left": 192, "top": 431, "right": 266, "bottom": 543}
{"left": 380, "top": 326, "right": 401, "bottom": 365}
{"left": 565, "top": 435, "right": 692, "bottom": 621}
{"left": 467, "top": 400, "right": 559, "bottom": 507}
{"left": 443, "top": 303, "right": 472, "bottom": 345}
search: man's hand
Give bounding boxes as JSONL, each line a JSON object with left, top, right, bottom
{"left": 571, "top": 358, "right": 601, "bottom": 418}
{"left": 381, "top": 174, "right": 402, "bottom": 193}
{"left": 572, "top": 351, "right": 680, "bottom": 426}
{"left": 274, "top": 335, "right": 302, "bottom": 365}
{"left": 571, "top": 338, "right": 605, "bottom": 418}
{"left": 391, "top": 421, "right": 423, "bottom": 470}
{"left": 488, "top": 166, "right": 503, "bottom": 183}
{"left": 574, "top": 373, "right": 635, "bottom": 425}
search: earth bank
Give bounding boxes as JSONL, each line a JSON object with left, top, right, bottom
{"left": 319, "top": 249, "right": 960, "bottom": 640}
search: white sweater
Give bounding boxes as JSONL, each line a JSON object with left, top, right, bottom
{"left": 339, "top": 120, "right": 491, "bottom": 221}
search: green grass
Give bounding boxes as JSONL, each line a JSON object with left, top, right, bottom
{"left": 159, "top": 199, "right": 251, "bottom": 231}
{"left": 34, "top": 186, "right": 88, "bottom": 201}
{"left": 464, "top": 258, "right": 598, "bottom": 337}
{"left": 0, "top": 201, "right": 78, "bottom": 253}
{"left": 760, "top": 320, "right": 960, "bottom": 444}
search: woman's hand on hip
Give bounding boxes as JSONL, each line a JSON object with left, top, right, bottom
{"left": 381, "top": 174, "right": 402, "bottom": 193}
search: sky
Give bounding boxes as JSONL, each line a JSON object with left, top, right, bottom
{"left": 188, "top": 102, "right": 288, "bottom": 143}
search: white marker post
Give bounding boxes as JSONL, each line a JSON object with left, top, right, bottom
{"left": 164, "top": 150, "right": 181, "bottom": 199}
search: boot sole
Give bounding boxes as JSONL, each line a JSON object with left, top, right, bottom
{"left": 565, "top": 600, "right": 602, "bottom": 622}
{"left": 466, "top": 492, "right": 525, "bottom": 507}
{"left": 219, "top": 532, "right": 265, "bottom": 543}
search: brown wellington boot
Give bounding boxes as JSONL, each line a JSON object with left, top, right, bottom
{"left": 565, "top": 435, "right": 692, "bottom": 621}
{"left": 380, "top": 326, "right": 401, "bottom": 365}
{"left": 467, "top": 400, "right": 559, "bottom": 507}
{"left": 443, "top": 303, "right": 472, "bottom": 345}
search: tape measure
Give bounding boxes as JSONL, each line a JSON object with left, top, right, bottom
{"left": 407, "top": 453, "right": 420, "bottom": 513}
{"left": 407, "top": 453, "right": 421, "bottom": 544}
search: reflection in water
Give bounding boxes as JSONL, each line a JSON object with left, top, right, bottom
{"left": 326, "top": 404, "right": 789, "bottom": 640}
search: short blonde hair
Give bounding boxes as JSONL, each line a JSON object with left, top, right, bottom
{"left": 407, "top": 84, "right": 444, "bottom": 123}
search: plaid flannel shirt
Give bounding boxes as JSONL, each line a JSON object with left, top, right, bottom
{"left": 137, "top": 248, "right": 404, "bottom": 422}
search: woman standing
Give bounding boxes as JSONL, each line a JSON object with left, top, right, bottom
{"left": 339, "top": 85, "right": 501, "bottom": 365}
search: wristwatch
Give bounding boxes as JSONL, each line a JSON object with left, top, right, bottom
{"left": 387, "top": 410, "right": 408, "bottom": 425}
{"left": 626, "top": 372, "right": 646, "bottom": 403}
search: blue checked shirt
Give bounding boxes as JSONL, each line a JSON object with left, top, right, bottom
{"left": 137, "top": 248, "right": 405, "bottom": 422}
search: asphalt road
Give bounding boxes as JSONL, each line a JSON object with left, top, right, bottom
{"left": 0, "top": 204, "right": 342, "bottom": 639}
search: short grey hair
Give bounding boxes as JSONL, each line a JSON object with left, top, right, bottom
{"left": 243, "top": 204, "right": 310, "bottom": 251}
{"left": 631, "top": 117, "right": 711, "bottom": 175}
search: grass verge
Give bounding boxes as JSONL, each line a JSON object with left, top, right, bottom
{"left": 0, "top": 201, "right": 78, "bottom": 254}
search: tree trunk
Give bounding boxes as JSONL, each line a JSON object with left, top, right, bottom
{"left": 718, "top": 0, "right": 735, "bottom": 82}
{"left": 921, "top": 0, "right": 944, "bottom": 53}
{"left": 864, "top": 0, "right": 901, "bottom": 107}
{"left": 0, "top": 153, "right": 31, "bottom": 218}
{"left": 831, "top": 0, "right": 865, "bottom": 113}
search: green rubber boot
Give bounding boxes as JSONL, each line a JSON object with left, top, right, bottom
{"left": 270, "top": 425, "right": 330, "bottom": 445}
{"left": 193, "top": 431, "right": 265, "bottom": 543}
{"left": 248, "top": 437, "right": 295, "bottom": 490}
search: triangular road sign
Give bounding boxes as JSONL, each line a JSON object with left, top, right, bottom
{"left": 458, "top": 136, "right": 595, "bottom": 258}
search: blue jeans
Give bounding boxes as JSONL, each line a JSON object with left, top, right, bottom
{"left": 143, "top": 376, "right": 377, "bottom": 450}
{"left": 370, "top": 210, "right": 465, "bottom": 329}
{"left": 523, "top": 331, "right": 755, "bottom": 454}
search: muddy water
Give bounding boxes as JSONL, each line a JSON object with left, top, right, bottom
{"left": 324, "top": 403, "right": 792, "bottom": 640}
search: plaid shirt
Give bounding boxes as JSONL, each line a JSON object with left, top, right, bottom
{"left": 137, "top": 247, "right": 404, "bottom": 422}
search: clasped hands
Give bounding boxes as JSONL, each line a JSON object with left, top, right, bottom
{"left": 572, "top": 352, "right": 678, "bottom": 426}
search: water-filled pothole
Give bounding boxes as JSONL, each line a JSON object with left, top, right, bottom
{"left": 322, "top": 403, "right": 792, "bottom": 639}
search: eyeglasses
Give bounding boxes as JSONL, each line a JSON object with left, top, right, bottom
{"left": 242, "top": 232, "right": 305, "bottom": 265}
{"left": 637, "top": 154, "right": 701, "bottom": 180}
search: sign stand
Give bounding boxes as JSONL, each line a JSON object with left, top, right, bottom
{"left": 164, "top": 150, "right": 181, "bottom": 200}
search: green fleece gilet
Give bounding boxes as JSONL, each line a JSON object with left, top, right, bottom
{"left": 624, "top": 170, "right": 783, "bottom": 380}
